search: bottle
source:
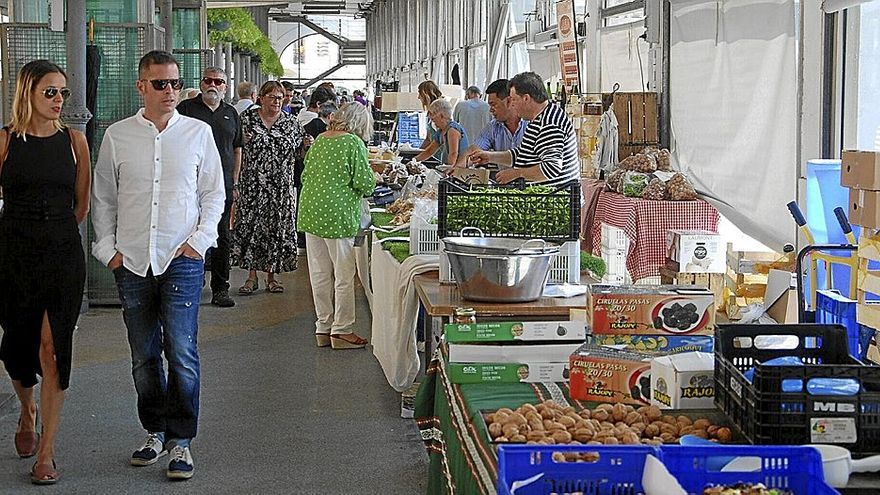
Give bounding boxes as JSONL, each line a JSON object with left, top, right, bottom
{"left": 546, "top": 82, "right": 553, "bottom": 100}
{"left": 555, "top": 81, "right": 562, "bottom": 102}
{"left": 454, "top": 307, "right": 476, "bottom": 325}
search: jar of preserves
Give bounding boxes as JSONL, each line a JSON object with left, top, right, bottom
{"left": 454, "top": 307, "right": 476, "bottom": 325}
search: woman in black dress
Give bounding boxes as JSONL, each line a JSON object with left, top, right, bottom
{"left": 0, "top": 60, "right": 91, "bottom": 485}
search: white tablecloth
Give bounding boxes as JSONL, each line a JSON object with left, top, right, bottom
{"left": 370, "top": 242, "right": 439, "bottom": 392}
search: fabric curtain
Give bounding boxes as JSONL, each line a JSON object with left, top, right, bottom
{"left": 669, "top": 0, "right": 798, "bottom": 250}
{"left": 600, "top": 23, "right": 653, "bottom": 92}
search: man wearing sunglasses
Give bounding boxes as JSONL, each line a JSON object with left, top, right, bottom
{"left": 91, "top": 50, "right": 225, "bottom": 481}
{"left": 177, "top": 67, "right": 242, "bottom": 309}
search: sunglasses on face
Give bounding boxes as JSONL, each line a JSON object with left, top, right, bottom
{"left": 141, "top": 78, "right": 184, "bottom": 91}
{"left": 42, "top": 87, "right": 71, "bottom": 99}
{"left": 201, "top": 77, "right": 226, "bottom": 86}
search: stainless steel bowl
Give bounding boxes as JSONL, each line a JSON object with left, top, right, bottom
{"left": 442, "top": 236, "right": 561, "bottom": 256}
{"left": 445, "top": 249, "right": 555, "bottom": 303}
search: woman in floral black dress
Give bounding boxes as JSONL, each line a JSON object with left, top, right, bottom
{"left": 232, "top": 81, "right": 306, "bottom": 294}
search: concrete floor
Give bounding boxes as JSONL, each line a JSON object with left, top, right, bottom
{"left": 0, "top": 263, "right": 429, "bottom": 494}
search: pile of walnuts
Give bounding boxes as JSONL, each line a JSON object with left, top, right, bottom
{"left": 486, "top": 400, "right": 731, "bottom": 447}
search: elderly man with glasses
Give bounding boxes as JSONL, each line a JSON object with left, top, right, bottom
{"left": 91, "top": 50, "right": 225, "bottom": 481}
{"left": 177, "top": 66, "right": 243, "bottom": 308}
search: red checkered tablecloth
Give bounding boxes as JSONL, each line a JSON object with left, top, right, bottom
{"left": 590, "top": 191, "right": 720, "bottom": 281}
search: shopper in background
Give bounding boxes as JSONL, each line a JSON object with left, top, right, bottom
{"left": 280, "top": 81, "right": 295, "bottom": 114}
{"left": 297, "top": 86, "right": 336, "bottom": 126}
{"left": 353, "top": 90, "right": 368, "bottom": 106}
{"left": 0, "top": 59, "right": 90, "bottom": 486}
{"left": 304, "top": 101, "right": 337, "bottom": 139}
{"left": 414, "top": 80, "right": 445, "bottom": 161}
{"left": 176, "top": 66, "right": 242, "bottom": 308}
{"left": 178, "top": 88, "right": 199, "bottom": 105}
{"left": 453, "top": 85, "right": 491, "bottom": 143}
{"left": 290, "top": 90, "right": 305, "bottom": 115}
{"left": 300, "top": 103, "right": 375, "bottom": 350}
{"left": 92, "top": 50, "right": 225, "bottom": 480}
{"left": 468, "top": 71, "right": 578, "bottom": 187}
{"left": 232, "top": 81, "right": 305, "bottom": 294}
{"left": 233, "top": 81, "right": 257, "bottom": 114}
{"left": 457, "top": 78, "right": 528, "bottom": 166}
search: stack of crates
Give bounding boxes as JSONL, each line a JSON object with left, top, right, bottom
{"left": 396, "top": 112, "right": 423, "bottom": 148}
{"left": 600, "top": 223, "right": 630, "bottom": 284}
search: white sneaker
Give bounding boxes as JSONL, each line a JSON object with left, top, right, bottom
{"left": 130, "top": 433, "right": 167, "bottom": 466}
{"left": 166, "top": 445, "right": 195, "bottom": 480}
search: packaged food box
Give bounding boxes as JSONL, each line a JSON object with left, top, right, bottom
{"left": 666, "top": 230, "right": 724, "bottom": 273}
{"left": 587, "top": 284, "right": 715, "bottom": 335}
{"left": 569, "top": 343, "right": 656, "bottom": 405}
{"left": 446, "top": 362, "right": 569, "bottom": 384}
{"left": 588, "top": 334, "right": 714, "bottom": 353}
{"left": 650, "top": 352, "right": 715, "bottom": 409}
{"left": 444, "top": 321, "right": 586, "bottom": 343}
{"left": 447, "top": 342, "right": 582, "bottom": 363}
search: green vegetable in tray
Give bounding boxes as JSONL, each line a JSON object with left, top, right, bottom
{"left": 386, "top": 241, "right": 411, "bottom": 264}
{"left": 580, "top": 251, "right": 606, "bottom": 278}
{"left": 622, "top": 172, "right": 650, "bottom": 198}
{"left": 444, "top": 185, "right": 573, "bottom": 238}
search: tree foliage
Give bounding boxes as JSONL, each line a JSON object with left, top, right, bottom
{"left": 208, "top": 8, "right": 284, "bottom": 77}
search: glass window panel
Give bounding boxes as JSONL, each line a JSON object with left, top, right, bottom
{"left": 467, "top": 44, "right": 488, "bottom": 91}
{"left": 507, "top": 40, "right": 529, "bottom": 76}
{"left": 510, "top": 0, "right": 533, "bottom": 35}
{"left": 858, "top": 1, "right": 880, "bottom": 150}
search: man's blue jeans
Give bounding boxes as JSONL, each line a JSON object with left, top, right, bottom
{"left": 114, "top": 256, "right": 204, "bottom": 441}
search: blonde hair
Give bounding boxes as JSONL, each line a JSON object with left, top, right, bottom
{"left": 328, "top": 102, "right": 374, "bottom": 142}
{"left": 9, "top": 60, "right": 66, "bottom": 138}
{"left": 417, "top": 80, "right": 443, "bottom": 109}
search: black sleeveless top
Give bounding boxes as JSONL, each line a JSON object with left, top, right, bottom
{"left": 1, "top": 127, "right": 76, "bottom": 221}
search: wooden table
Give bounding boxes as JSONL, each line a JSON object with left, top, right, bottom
{"left": 413, "top": 272, "right": 587, "bottom": 368}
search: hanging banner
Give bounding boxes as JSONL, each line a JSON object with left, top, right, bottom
{"left": 556, "top": 0, "right": 581, "bottom": 88}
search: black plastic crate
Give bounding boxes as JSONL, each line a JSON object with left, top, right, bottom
{"left": 715, "top": 324, "right": 880, "bottom": 453}
{"left": 437, "top": 178, "right": 580, "bottom": 241}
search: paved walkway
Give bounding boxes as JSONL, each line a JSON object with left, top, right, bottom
{"left": 0, "top": 263, "right": 428, "bottom": 494}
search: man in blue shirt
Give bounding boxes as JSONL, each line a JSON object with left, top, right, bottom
{"left": 460, "top": 79, "right": 527, "bottom": 166}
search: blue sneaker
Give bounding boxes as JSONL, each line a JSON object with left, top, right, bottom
{"left": 130, "top": 433, "right": 167, "bottom": 466}
{"left": 166, "top": 445, "right": 194, "bottom": 480}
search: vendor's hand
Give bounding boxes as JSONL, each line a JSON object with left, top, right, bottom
{"left": 176, "top": 243, "right": 202, "bottom": 260}
{"left": 304, "top": 135, "right": 315, "bottom": 147}
{"left": 233, "top": 188, "right": 241, "bottom": 202}
{"left": 468, "top": 149, "right": 489, "bottom": 165}
{"left": 108, "top": 252, "right": 123, "bottom": 271}
{"left": 495, "top": 168, "right": 521, "bottom": 184}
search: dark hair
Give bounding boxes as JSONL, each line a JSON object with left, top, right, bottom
{"left": 308, "top": 87, "right": 335, "bottom": 108}
{"left": 485, "top": 79, "right": 510, "bottom": 99}
{"left": 281, "top": 81, "right": 295, "bottom": 91}
{"left": 509, "top": 72, "right": 547, "bottom": 103}
{"left": 259, "top": 80, "right": 284, "bottom": 96}
{"left": 466, "top": 86, "right": 481, "bottom": 97}
{"left": 138, "top": 50, "right": 179, "bottom": 78}
{"left": 317, "top": 101, "right": 337, "bottom": 118}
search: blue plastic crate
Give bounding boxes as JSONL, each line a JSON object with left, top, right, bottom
{"left": 497, "top": 445, "right": 658, "bottom": 495}
{"left": 661, "top": 445, "right": 837, "bottom": 495}
{"left": 816, "top": 289, "right": 875, "bottom": 360}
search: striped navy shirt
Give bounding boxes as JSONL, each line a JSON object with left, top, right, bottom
{"left": 509, "top": 102, "right": 580, "bottom": 187}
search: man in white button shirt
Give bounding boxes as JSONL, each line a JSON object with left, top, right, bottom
{"left": 91, "top": 51, "right": 224, "bottom": 481}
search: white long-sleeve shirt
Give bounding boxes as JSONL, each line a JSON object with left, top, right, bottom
{"left": 91, "top": 109, "right": 225, "bottom": 277}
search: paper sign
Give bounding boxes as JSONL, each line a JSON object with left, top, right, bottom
{"left": 556, "top": 0, "right": 581, "bottom": 88}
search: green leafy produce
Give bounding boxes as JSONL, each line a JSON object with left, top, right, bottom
{"left": 444, "top": 185, "right": 573, "bottom": 238}
{"left": 580, "top": 251, "right": 606, "bottom": 278}
{"left": 386, "top": 241, "right": 411, "bottom": 264}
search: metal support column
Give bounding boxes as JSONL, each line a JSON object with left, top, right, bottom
{"left": 214, "top": 43, "right": 223, "bottom": 68}
{"left": 243, "top": 55, "right": 251, "bottom": 82}
{"left": 161, "top": 0, "right": 173, "bottom": 53}
{"left": 63, "top": 0, "right": 92, "bottom": 310}
{"left": 225, "top": 42, "right": 234, "bottom": 100}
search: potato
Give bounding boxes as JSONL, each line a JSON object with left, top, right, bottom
{"left": 488, "top": 422, "right": 503, "bottom": 439}
{"left": 552, "top": 430, "right": 573, "bottom": 444}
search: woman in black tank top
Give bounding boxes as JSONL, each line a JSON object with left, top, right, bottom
{"left": 0, "top": 60, "right": 91, "bottom": 485}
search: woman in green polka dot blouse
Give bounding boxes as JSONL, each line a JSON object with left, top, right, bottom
{"left": 300, "top": 103, "right": 376, "bottom": 349}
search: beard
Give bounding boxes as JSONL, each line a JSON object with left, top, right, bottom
{"left": 203, "top": 89, "right": 221, "bottom": 105}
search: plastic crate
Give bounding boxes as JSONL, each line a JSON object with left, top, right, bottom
{"left": 437, "top": 178, "right": 580, "bottom": 241}
{"left": 601, "top": 222, "right": 630, "bottom": 252}
{"left": 816, "top": 289, "right": 875, "bottom": 360}
{"left": 715, "top": 324, "right": 880, "bottom": 453}
{"left": 439, "top": 240, "right": 580, "bottom": 285}
{"left": 662, "top": 445, "right": 837, "bottom": 495}
{"left": 497, "top": 444, "right": 659, "bottom": 495}
{"left": 409, "top": 222, "right": 439, "bottom": 255}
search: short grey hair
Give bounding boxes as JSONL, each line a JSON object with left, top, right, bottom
{"left": 203, "top": 66, "right": 226, "bottom": 78}
{"left": 318, "top": 101, "right": 337, "bottom": 118}
{"left": 466, "top": 86, "right": 481, "bottom": 98}
{"left": 237, "top": 81, "right": 256, "bottom": 98}
{"left": 329, "top": 102, "right": 374, "bottom": 142}
{"left": 428, "top": 98, "right": 452, "bottom": 119}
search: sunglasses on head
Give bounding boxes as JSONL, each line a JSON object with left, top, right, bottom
{"left": 201, "top": 77, "right": 226, "bottom": 86}
{"left": 141, "top": 78, "right": 184, "bottom": 91}
{"left": 42, "top": 87, "right": 71, "bottom": 99}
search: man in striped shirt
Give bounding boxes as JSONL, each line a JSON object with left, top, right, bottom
{"left": 468, "top": 72, "right": 579, "bottom": 187}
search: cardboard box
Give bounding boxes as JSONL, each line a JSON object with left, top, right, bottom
{"left": 841, "top": 150, "right": 880, "bottom": 190}
{"left": 666, "top": 230, "right": 724, "bottom": 273}
{"left": 378, "top": 92, "right": 423, "bottom": 112}
{"left": 849, "top": 189, "right": 880, "bottom": 229}
{"left": 764, "top": 270, "right": 798, "bottom": 323}
{"left": 446, "top": 362, "right": 569, "bottom": 384}
{"left": 588, "top": 334, "right": 714, "bottom": 354}
{"left": 587, "top": 285, "right": 716, "bottom": 335}
{"left": 447, "top": 343, "right": 583, "bottom": 363}
{"left": 450, "top": 167, "right": 490, "bottom": 185}
{"left": 444, "top": 321, "right": 586, "bottom": 343}
{"left": 650, "top": 352, "right": 715, "bottom": 409}
{"left": 569, "top": 344, "right": 656, "bottom": 405}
